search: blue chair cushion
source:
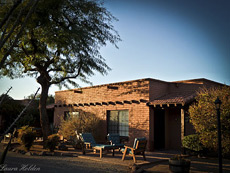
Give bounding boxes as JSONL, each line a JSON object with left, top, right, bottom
{"left": 133, "top": 137, "right": 146, "bottom": 149}
{"left": 107, "top": 133, "right": 124, "bottom": 147}
{"left": 80, "top": 133, "right": 96, "bottom": 145}
{"left": 108, "top": 134, "right": 119, "bottom": 143}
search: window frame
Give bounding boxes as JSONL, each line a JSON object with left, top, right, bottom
{"left": 64, "top": 111, "right": 79, "bottom": 120}
{"left": 107, "top": 109, "right": 129, "bottom": 137}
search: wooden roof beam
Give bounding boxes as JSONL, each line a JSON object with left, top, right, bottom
{"left": 102, "top": 102, "right": 108, "bottom": 105}
{"left": 140, "top": 99, "right": 148, "bottom": 103}
{"left": 108, "top": 101, "right": 115, "bottom": 105}
{"left": 131, "top": 100, "right": 140, "bottom": 104}
{"left": 124, "top": 100, "right": 131, "bottom": 104}
{"left": 96, "top": 102, "right": 102, "bottom": 106}
{"left": 115, "top": 101, "right": 123, "bottom": 105}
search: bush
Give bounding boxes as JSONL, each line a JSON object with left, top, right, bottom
{"left": 182, "top": 134, "right": 203, "bottom": 155}
{"left": 45, "top": 134, "right": 60, "bottom": 152}
{"left": 59, "top": 110, "right": 101, "bottom": 141}
{"left": 189, "top": 86, "right": 230, "bottom": 155}
{"left": 19, "top": 126, "right": 36, "bottom": 151}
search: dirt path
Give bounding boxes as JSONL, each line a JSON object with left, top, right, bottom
{"left": 0, "top": 151, "right": 130, "bottom": 173}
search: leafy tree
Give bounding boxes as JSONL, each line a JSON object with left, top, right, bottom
{"left": 26, "top": 93, "right": 55, "bottom": 105}
{"left": 0, "top": 94, "right": 40, "bottom": 132}
{"left": 0, "top": 94, "right": 23, "bottom": 133}
{"left": 189, "top": 86, "right": 230, "bottom": 155}
{"left": 0, "top": 0, "right": 121, "bottom": 141}
{"left": 0, "top": 0, "right": 40, "bottom": 68}
{"left": 15, "top": 99, "right": 40, "bottom": 128}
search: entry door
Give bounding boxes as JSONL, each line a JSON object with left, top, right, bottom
{"left": 154, "top": 109, "right": 165, "bottom": 149}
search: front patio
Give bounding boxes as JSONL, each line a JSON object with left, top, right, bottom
{"left": 2, "top": 141, "right": 230, "bottom": 172}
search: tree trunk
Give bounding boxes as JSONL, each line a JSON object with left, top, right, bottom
{"left": 37, "top": 75, "right": 51, "bottom": 142}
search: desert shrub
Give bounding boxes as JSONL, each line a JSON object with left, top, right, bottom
{"left": 45, "top": 134, "right": 60, "bottom": 152}
{"left": 182, "top": 134, "right": 203, "bottom": 154}
{"left": 189, "top": 86, "right": 230, "bottom": 155}
{"left": 59, "top": 110, "right": 101, "bottom": 141}
{"left": 19, "top": 126, "right": 36, "bottom": 151}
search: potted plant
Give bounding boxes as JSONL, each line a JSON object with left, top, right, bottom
{"left": 169, "top": 154, "right": 190, "bottom": 173}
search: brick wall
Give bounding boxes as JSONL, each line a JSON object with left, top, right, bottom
{"left": 54, "top": 79, "right": 152, "bottom": 148}
{"left": 149, "top": 79, "right": 169, "bottom": 101}
{"left": 55, "top": 79, "right": 150, "bottom": 105}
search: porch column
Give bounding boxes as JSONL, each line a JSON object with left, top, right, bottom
{"left": 181, "top": 108, "right": 185, "bottom": 143}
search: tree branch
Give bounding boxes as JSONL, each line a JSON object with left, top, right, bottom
{"left": 0, "top": 0, "right": 31, "bottom": 49}
{"left": 0, "top": 0, "right": 22, "bottom": 30}
{"left": 0, "top": 0, "right": 39, "bottom": 69}
{"left": 51, "top": 62, "right": 83, "bottom": 85}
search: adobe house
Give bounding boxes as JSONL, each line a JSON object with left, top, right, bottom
{"left": 54, "top": 78, "right": 224, "bottom": 151}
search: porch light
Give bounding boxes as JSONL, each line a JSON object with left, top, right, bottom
{"left": 215, "top": 97, "right": 222, "bottom": 110}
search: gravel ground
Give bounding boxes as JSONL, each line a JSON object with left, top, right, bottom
{"left": 0, "top": 151, "right": 130, "bottom": 173}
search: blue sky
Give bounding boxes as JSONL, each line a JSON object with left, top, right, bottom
{"left": 0, "top": 0, "right": 229, "bottom": 99}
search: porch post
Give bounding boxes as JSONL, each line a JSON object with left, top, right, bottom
{"left": 181, "top": 108, "right": 185, "bottom": 151}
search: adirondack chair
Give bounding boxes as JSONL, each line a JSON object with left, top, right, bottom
{"left": 122, "top": 137, "right": 147, "bottom": 163}
{"left": 107, "top": 133, "right": 124, "bottom": 148}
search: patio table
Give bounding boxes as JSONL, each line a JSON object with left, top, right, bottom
{"left": 93, "top": 145, "right": 119, "bottom": 158}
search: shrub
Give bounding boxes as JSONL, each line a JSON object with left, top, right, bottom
{"left": 45, "top": 134, "right": 60, "bottom": 152}
{"left": 189, "top": 86, "right": 230, "bottom": 155}
{"left": 182, "top": 134, "right": 203, "bottom": 153}
{"left": 19, "top": 126, "right": 36, "bottom": 151}
{"left": 59, "top": 110, "right": 101, "bottom": 141}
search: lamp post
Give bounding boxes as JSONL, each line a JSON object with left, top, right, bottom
{"left": 215, "top": 97, "right": 222, "bottom": 173}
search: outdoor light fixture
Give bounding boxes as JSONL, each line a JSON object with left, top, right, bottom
{"left": 215, "top": 97, "right": 222, "bottom": 110}
{"left": 215, "top": 97, "right": 222, "bottom": 173}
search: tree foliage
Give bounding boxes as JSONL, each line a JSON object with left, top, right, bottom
{"left": 0, "top": 0, "right": 120, "bottom": 84}
{"left": 0, "top": 94, "right": 40, "bottom": 132}
{"left": 0, "top": 94, "right": 23, "bottom": 133}
{"left": 0, "top": 0, "right": 120, "bottom": 140}
{"left": 189, "top": 86, "right": 230, "bottom": 155}
{"left": 0, "top": 0, "right": 39, "bottom": 68}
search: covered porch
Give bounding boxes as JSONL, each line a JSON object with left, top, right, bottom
{"left": 148, "top": 92, "right": 196, "bottom": 151}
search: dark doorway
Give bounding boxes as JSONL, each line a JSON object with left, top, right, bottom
{"left": 154, "top": 109, "right": 165, "bottom": 149}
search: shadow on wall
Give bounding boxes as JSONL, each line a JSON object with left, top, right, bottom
{"left": 56, "top": 104, "right": 106, "bottom": 143}
{"left": 117, "top": 81, "right": 149, "bottom": 97}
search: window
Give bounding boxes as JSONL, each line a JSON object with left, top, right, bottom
{"left": 64, "top": 111, "right": 79, "bottom": 120}
{"left": 107, "top": 110, "right": 129, "bottom": 136}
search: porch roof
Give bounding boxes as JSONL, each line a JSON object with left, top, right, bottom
{"left": 148, "top": 92, "right": 196, "bottom": 106}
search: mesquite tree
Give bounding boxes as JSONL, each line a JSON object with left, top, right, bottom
{"left": 0, "top": 0, "right": 121, "bottom": 141}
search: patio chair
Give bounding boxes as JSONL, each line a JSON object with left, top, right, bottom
{"left": 79, "top": 133, "right": 119, "bottom": 158}
{"left": 107, "top": 133, "right": 124, "bottom": 148}
{"left": 121, "top": 137, "right": 147, "bottom": 163}
{"left": 79, "top": 133, "right": 103, "bottom": 148}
